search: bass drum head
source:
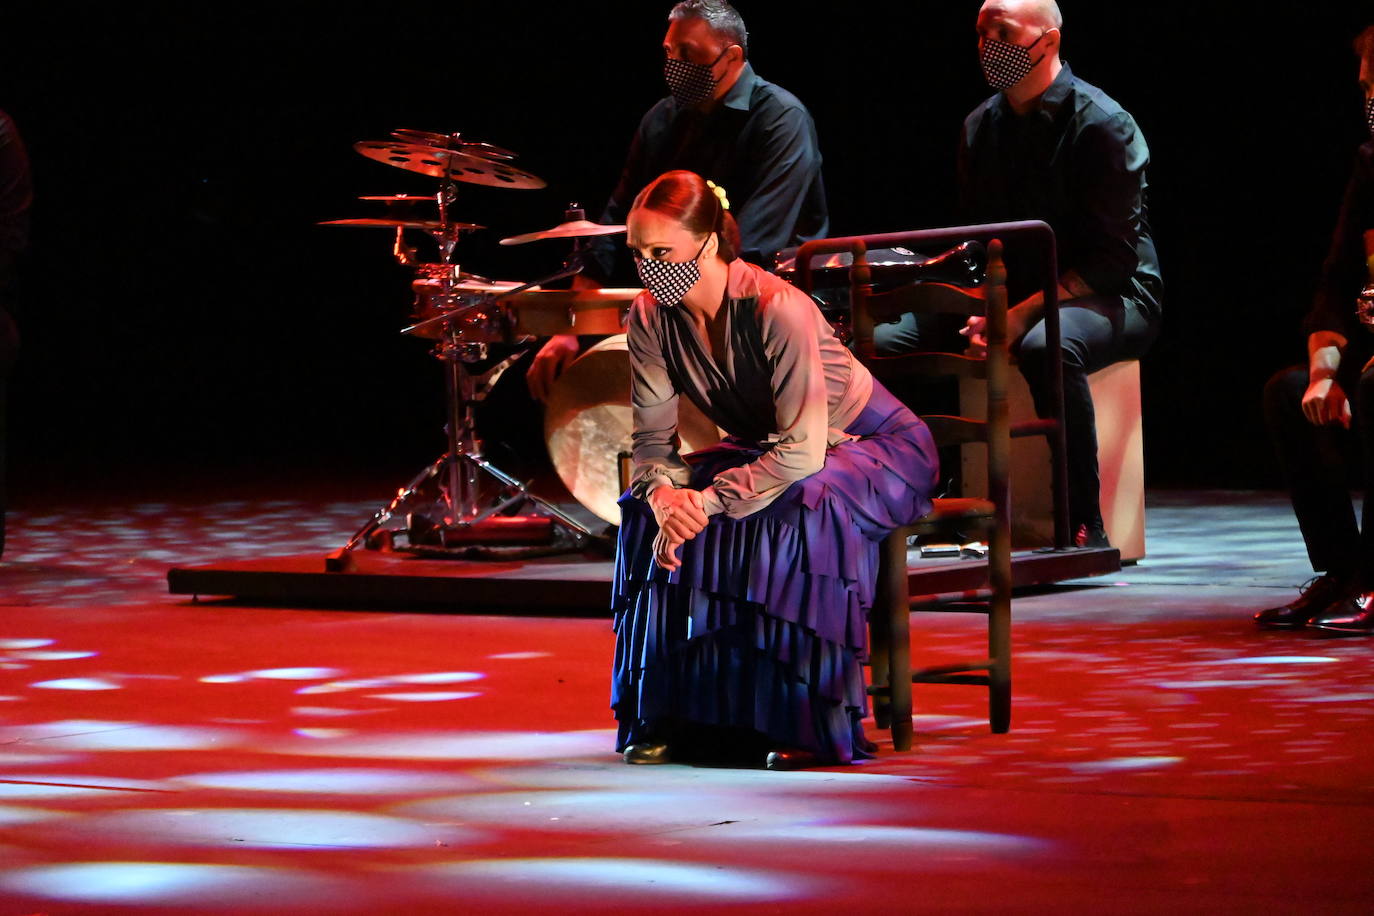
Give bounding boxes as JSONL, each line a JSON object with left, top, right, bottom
{"left": 543, "top": 333, "right": 720, "bottom": 525}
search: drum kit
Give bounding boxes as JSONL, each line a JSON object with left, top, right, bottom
{"left": 322, "top": 129, "right": 652, "bottom": 569}
{"left": 319, "top": 129, "right": 987, "bottom": 569}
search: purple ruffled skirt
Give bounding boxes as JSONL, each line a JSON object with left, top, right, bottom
{"left": 611, "top": 381, "right": 939, "bottom": 763}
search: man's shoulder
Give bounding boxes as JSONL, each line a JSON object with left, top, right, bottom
{"left": 637, "top": 95, "right": 679, "bottom": 128}
{"left": 963, "top": 94, "right": 1002, "bottom": 133}
{"left": 748, "top": 74, "right": 815, "bottom": 120}
{"left": 1064, "top": 73, "right": 1137, "bottom": 128}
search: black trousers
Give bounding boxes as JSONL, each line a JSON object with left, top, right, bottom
{"left": 874, "top": 294, "right": 1157, "bottom": 529}
{"left": 1263, "top": 361, "right": 1374, "bottom": 588}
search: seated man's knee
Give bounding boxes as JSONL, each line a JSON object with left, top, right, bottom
{"left": 872, "top": 314, "right": 921, "bottom": 357}
{"left": 1355, "top": 361, "right": 1374, "bottom": 413}
{"left": 1015, "top": 322, "right": 1051, "bottom": 379}
{"left": 1263, "top": 364, "right": 1309, "bottom": 424}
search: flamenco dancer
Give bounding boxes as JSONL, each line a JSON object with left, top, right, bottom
{"left": 611, "top": 170, "right": 939, "bottom": 769}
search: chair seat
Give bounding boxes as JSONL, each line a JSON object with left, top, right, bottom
{"left": 905, "top": 497, "right": 995, "bottom": 536}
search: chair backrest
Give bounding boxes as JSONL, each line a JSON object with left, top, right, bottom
{"left": 795, "top": 222, "right": 1068, "bottom": 549}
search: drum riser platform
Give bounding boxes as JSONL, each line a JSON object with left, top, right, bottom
{"left": 166, "top": 548, "right": 1120, "bottom": 613}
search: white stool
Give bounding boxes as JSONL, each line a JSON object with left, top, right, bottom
{"left": 959, "top": 359, "right": 1146, "bottom": 561}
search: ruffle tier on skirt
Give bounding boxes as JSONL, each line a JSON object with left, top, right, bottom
{"left": 611, "top": 384, "right": 938, "bottom": 763}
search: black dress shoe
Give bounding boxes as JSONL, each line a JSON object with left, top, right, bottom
{"left": 1073, "top": 522, "right": 1110, "bottom": 549}
{"left": 1255, "top": 574, "right": 1353, "bottom": 629}
{"left": 765, "top": 748, "right": 834, "bottom": 771}
{"left": 623, "top": 742, "right": 671, "bottom": 765}
{"left": 1308, "top": 591, "right": 1374, "bottom": 635}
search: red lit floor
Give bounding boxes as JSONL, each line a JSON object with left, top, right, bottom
{"left": 0, "top": 490, "right": 1371, "bottom": 914}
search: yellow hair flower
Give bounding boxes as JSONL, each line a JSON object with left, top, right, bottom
{"left": 706, "top": 179, "right": 731, "bottom": 211}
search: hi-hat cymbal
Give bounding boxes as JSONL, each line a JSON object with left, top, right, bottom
{"left": 499, "top": 219, "right": 627, "bottom": 246}
{"left": 319, "top": 218, "right": 483, "bottom": 232}
{"left": 354, "top": 141, "right": 546, "bottom": 189}
{"left": 358, "top": 194, "right": 439, "bottom": 202}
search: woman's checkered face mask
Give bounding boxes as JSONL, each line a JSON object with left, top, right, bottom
{"left": 634, "top": 233, "right": 712, "bottom": 307}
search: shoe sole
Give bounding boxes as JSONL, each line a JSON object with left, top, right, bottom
{"left": 1306, "top": 623, "right": 1374, "bottom": 636}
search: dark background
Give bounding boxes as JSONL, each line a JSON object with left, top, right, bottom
{"left": 2, "top": 1, "right": 1370, "bottom": 499}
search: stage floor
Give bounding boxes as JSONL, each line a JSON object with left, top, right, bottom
{"left": 1, "top": 488, "right": 1371, "bottom": 913}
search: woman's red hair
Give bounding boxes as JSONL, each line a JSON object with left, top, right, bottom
{"left": 631, "top": 169, "right": 741, "bottom": 262}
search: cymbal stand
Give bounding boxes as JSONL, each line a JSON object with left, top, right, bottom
{"left": 327, "top": 286, "right": 597, "bottom": 572}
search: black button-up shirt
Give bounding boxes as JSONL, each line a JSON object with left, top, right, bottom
{"left": 1305, "top": 140, "right": 1374, "bottom": 369}
{"left": 958, "top": 63, "right": 1162, "bottom": 317}
{"left": 593, "top": 63, "right": 828, "bottom": 283}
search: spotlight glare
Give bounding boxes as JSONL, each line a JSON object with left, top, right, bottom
{"left": 31, "top": 678, "right": 121, "bottom": 691}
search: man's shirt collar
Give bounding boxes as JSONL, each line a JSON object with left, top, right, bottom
{"left": 720, "top": 62, "right": 757, "bottom": 111}
{"left": 995, "top": 60, "right": 1074, "bottom": 120}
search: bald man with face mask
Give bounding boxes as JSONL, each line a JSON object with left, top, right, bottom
{"left": 878, "top": 0, "right": 1162, "bottom": 548}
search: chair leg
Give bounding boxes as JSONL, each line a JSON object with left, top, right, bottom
{"left": 988, "top": 585, "right": 1012, "bottom": 734}
{"left": 884, "top": 531, "right": 914, "bottom": 752}
{"left": 870, "top": 544, "right": 893, "bottom": 730}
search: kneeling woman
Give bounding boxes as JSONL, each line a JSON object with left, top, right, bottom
{"left": 613, "top": 170, "right": 939, "bottom": 769}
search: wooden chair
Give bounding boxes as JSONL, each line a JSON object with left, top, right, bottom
{"left": 796, "top": 222, "right": 1066, "bottom": 751}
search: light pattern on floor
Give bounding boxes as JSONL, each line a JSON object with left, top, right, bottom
{"left": 0, "top": 490, "right": 1371, "bottom": 913}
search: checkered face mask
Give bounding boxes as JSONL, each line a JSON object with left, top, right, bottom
{"left": 980, "top": 33, "right": 1047, "bottom": 90}
{"left": 635, "top": 234, "right": 712, "bottom": 307}
{"left": 1366, "top": 96, "right": 1374, "bottom": 138}
{"left": 664, "top": 48, "right": 729, "bottom": 106}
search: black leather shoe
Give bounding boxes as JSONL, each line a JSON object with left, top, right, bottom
{"left": 623, "top": 742, "right": 671, "bottom": 765}
{"left": 1255, "top": 574, "right": 1353, "bottom": 629}
{"left": 765, "top": 748, "right": 834, "bottom": 771}
{"left": 1073, "top": 522, "right": 1110, "bottom": 549}
{"left": 1308, "top": 591, "right": 1374, "bottom": 635}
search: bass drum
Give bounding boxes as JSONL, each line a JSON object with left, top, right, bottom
{"left": 544, "top": 334, "right": 721, "bottom": 525}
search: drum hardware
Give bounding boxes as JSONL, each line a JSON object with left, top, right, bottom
{"left": 353, "top": 129, "right": 546, "bottom": 189}
{"left": 327, "top": 131, "right": 600, "bottom": 569}
{"left": 543, "top": 334, "right": 721, "bottom": 525}
{"left": 327, "top": 343, "right": 594, "bottom": 569}
{"left": 498, "top": 205, "right": 628, "bottom": 246}
{"left": 773, "top": 240, "right": 985, "bottom": 290}
{"left": 319, "top": 217, "right": 484, "bottom": 232}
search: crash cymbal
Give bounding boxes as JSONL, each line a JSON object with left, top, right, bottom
{"left": 319, "top": 218, "right": 483, "bottom": 232}
{"left": 499, "top": 220, "right": 627, "bottom": 246}
{"left": 390, "top": 129, "right": 517, "bottom": 161}
{"left": 354, "top": 141, "right": 546, "bottom": 189}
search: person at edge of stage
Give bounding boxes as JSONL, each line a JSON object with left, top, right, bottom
{"left": 875, "top": 0, "right": 1161, "bottom": 548}
{"left": 524, "top": 0, "right": 828, "bottom": 402}
{"left": 0, "top": 108, "right": 31, "bottom": 560}
{"left": 612, "top": 170, "right": 939, "bottom": 770}
{"left": 1255, "top": 25, "right": 1374, "bottom": 636}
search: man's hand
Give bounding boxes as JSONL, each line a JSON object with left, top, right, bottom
{"left": 527, "top": 335, "right": 581, "bottom": 402}
{"left": 1302, "top": 376, "right": 1352, "bottom": 429}
{"left": 959, "top": 305, "right": 1034, "bottom": 357}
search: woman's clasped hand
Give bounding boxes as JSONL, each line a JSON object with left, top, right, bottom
{"left": 647, "top": 484, "right": 709, "bottom": 571}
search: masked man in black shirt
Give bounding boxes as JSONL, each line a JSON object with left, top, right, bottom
{"left": 1256, "top": 26, "right": 1374, "bottom": 635}
{"left": 526, "top": 0, "right": 828, "bottom": 400}
{"left": 879, "top": 0, "right": 1162, "bottom": 548}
